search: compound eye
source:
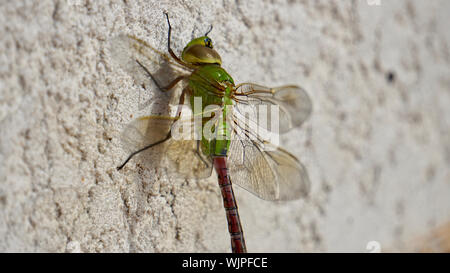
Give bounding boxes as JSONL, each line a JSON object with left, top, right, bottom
{"left": 204, "top": 38, "right": 212, "bottom": 48}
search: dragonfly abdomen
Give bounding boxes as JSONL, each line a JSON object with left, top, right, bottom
{"left": 213, "top": 156, "right": 247, "bottom": 253}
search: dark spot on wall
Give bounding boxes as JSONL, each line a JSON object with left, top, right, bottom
{"left": 426, "top": 165, "right": 436, "bottom": 182}
{"left": 0, "top": 195, "right": 6, "bottom": 206}
{"left": 395, "top": 200, "right": 405, "bottom": 216}
{"left": 386, "top": 71, "right": 396, "bottom": 83}
{"left": 338, "top": 112, "right": 347, "bottom": 121}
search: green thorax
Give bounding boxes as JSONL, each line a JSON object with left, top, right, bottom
{"left": 188, "top": 64, "right": 234, "bottom": 157}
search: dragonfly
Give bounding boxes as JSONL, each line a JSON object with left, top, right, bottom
{"left": 111, "top": 12, "right": 312, "bottom": 253}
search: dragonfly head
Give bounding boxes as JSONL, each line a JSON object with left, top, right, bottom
{"left": 181, "top": 36, "right": 222, "bottom": 66}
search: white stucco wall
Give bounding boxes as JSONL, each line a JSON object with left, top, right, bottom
{"left": 0, "top": 0, "right": 449, "bottom": 252}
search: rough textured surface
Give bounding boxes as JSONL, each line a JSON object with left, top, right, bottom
{"left": 1, "top": 0, "right": 449, "bottom": 252}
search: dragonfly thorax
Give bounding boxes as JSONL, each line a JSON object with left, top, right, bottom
{"left": 181, "top": 36, "right": 222, "bottom": 65}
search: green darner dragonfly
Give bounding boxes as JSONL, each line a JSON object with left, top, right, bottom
{"left": 110, "top": 12, "right": 312, "bottom": 253}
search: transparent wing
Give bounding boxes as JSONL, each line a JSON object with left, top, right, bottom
{"left": 120, "top": 116, "right": 170, "bottom": 152}
{"left": 263, "top": 143, "right": 310, "bottom": 200}
{"left": 233, "top": 83, "right": 312, "bottom": 134}
{"left": 227, "top": 122, "right": 310, "bottom": 201}
{"left": 108, "top": 34, "right": 191, "bottom": 97}
{"left": 120, "top": 115, "right": 212, "bottom": 179}
{"left": 227, "top": 136, "right": 277, "bottom": 200}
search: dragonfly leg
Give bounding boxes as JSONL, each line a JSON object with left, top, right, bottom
{"left": 117, "top": 132, "right": 172, "bottom": 171}
{"left": 135, "top": 59, "right": 186, "bottom": 92}
{"left": 163, "top": 12, "right": 194, "bottom": 69}
{"left": 117, "top": 86, "right": 189, "bottom": 171}
{"left": 195, "top": 140, "right": 211, "bottom": 168}
{"left": 161, "top": 76, "right": 186, "bottom": 92}
{"left": 174, "top": 87, "right": 189, "bottom": 118}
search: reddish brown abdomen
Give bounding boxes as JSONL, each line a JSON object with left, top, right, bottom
{"left": 213, "top": 156, "right": 247, "bottom": 253}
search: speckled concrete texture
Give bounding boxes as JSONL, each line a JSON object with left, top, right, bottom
{"left": 0, "top": 0, "right": 449, "bottom": 252}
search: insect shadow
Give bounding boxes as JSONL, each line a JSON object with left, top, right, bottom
{"left": 135, "top": 55, "right": 186, "bottom": 114}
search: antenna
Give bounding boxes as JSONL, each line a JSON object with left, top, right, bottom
{"left": 205, "top": 25, "right": 213, "bottom": 36}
